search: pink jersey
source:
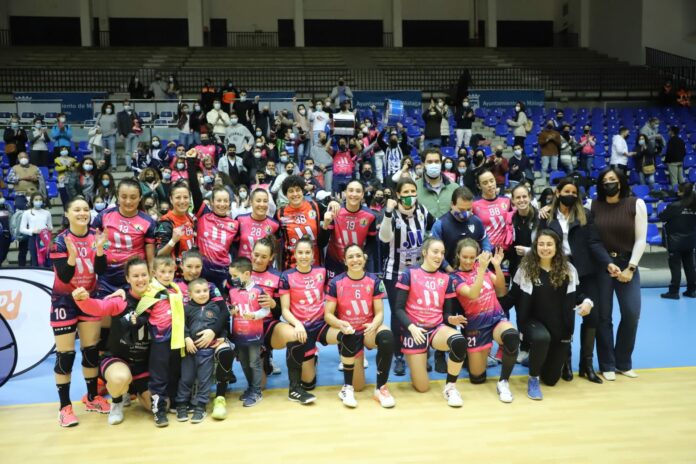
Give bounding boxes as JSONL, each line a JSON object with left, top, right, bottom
{"left": 195, "top": 205, "right": 239, "bottom": 268}
{"left": 251, "top": 268, "right": 281, "bottom": 320}
{"left": 326, "top": 272, "right": 385, "bottom": 328}
{"left": 50, "top": 229, "right": 100, "bottom": 298}
{"left": 326, "top": 206, "right": 377, "bottom": 263}
{"left": 396, "top": 266, "right": 456, "bottom": 329}
{"left": 236, "top": 213, "right": 280, "bottom": 260}
{"left": 92, "top": 207, "right": 156, "bottom": 268}
{"left": 194, "top": 143, "right": 218, "bottom": 162}
{"left": 332, "top": 149, "right": 356, "bottom": 176}
{"left": 472, "top": 196, "right": 513, "bottom": 249}
{"left": 229, "top": 284, "right": 267, "bottom": 344}
{"left": 453, "top": 267, "right": 504, "bottom": 330}
{"left": 146, "top": 281, "right": 183, "bottom": 341}
{"left": 279, "top": 266, "right": 327, "bottom": 324}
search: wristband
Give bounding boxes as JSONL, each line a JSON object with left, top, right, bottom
{"left": 167, "top": 239, "right": 176, "bottom": 248}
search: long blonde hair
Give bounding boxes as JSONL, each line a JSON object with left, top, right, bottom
{"left": 550, "top": 177, "right": 586, "bottom": 226}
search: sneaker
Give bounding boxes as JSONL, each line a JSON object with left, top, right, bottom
{"left": 602, "top": 371, "right": 616, "bottom": 381}
{"left": 374, "top": 386, "right": 396, "bottom": 408}
{"left": 122, "top": 395, "right": 132, "bottom": 407}
{"left": 516, "top": 350, "right": 529, "bottom": 365}
{"left": 393, "top": 356, "right": 406, "bottom": 376}
{"left": 434, "top": 351, "right": 447, "bottom": 374}
{"left": 288, "top": 387, "right": 316, "bottom": 405}
{"left": 338, "top": 385, "right": 358, "bottom": 408}
{"left": 83, "top": 395, "right": 111, "bottom": 414}
{"left": 190, "top": 406, "right": 206, "bottom": 424}
{"left": 238, "top": 389, "right": 252, "bottom": 402}
{"left": 443, "top": 383, "right": 463, "bottom": 408}
{"left": 617, "top": 369, "right": 638, "bottom": 378}
{"left": 176, "top": 404, "right": 189, "bottom": 422}
{"left": 338, "top": 362, "right": 344, "bottom": 372}
{"left": 154, "top": 410, "right": 169, "bottom": 427}
{"left": 271, "top": 360, "right": 281, "bottom": 375}
{"left": 243, "top": 392, "right": 263, "bottom": 408}
{"left": 108, "top": 401, "right": 124, "bottom": 425}
{"left": 58, "top": 405, "right": 79, "bottom": 427}
{"left": 496, "top": 380, "right": 513, "bottom": 403}
{"left": 527, "top": 377, "right": 543, "bottom": 400}
{"left": 211, "top": 396, "right": 227, "bottom": 420}
{"left": 661, "top": 292, "right": 680, "bottom": 300}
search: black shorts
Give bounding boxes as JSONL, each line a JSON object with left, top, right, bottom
{"left": 50, "top": 301, "right": 101, "bottom": 331}
{"left": 99, "top": 356, "right": 149, "bottom": 395}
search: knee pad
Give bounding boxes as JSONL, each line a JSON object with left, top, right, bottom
{"left": 469, "top": 371, "right": 487, "bottom": 384}
{"left": 339, "top": 333, "right": 364, "bottom": 358}
{"left": 286, "top": 341, "right": 305, "bottom": 367}
{"left": 501, "top": 328, "right": 520, "bottom": 356}
{"left": 54, "top": 351, "right": 76, "bottom": 375}
{"left": 214, "top": 345, "right": 235, "bottom": 373}
{"left": 446, "top": 334, "right": 467, "bottom": 363}
{"left": 375, "top": 330, "right": 394, "bottom": 348}
{"left": 81, "top": 345, "right": 100, "bottom": 369}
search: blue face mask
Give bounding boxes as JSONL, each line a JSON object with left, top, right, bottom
{"left": 94, "top": 202, "right": 106, "bottom": 211}
{"left": 33, "top": 200, "right": 43, "bottom": 209}
{"left": 425, "top": 164, "right": 441, "bottom": 178}
{"left": 452, "top": 210, "right": 470, "bottom": 221}
{"left": 101, "top": 179, "right": 110, "bottom": 187}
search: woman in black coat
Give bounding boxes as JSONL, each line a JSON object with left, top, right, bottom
{"left": 659, "top": 182, "right": 696, "bottom": 299}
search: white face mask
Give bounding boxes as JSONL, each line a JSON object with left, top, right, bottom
{"left": 230, "top": 118, "right": 238, "bottom": 125}
{"left": 58, "top": 117, "right": 66, "bottom": 123}
{"left": 19, "top": 158, "right": 29, "bottom": 166}
{"left": 240, "top": 96, "right": 247, "bottom": 102}
{"left": 239, "top": 191, "right": 248, "bottom": 200}
{"left": 105, "top": 108, "right": 113, "bottom": 114}
{"left": 214, "top": 103, "right": 221, "bottom": 110}
{"left": 253, "top": 151, "right": 262, "bottom": 159}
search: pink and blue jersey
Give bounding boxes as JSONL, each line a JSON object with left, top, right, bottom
{"left": 396, "top": 266, "right": 456, "bottom": 329}
{"left": 326, "top": 272, "right": 385, "bottom": 329}
{"left": 325, "top": 207, "right": 377, "bottom": 264}
{"left": 50, "top": 228, "right": 101, "bottom": 309}
{"left": 278, "top": 266, "right": 327, "bottom": 324}
{"left": 175, "top": 277, "right": 223, "bottom": 306}
{"left": 236, "top": 213, "right": 280, "bottom": 260}
{"left": 229, "top": 284, "right": 268, "bottom": 344}
{"left": 453, "top": 267, "right": 505, "bottom": 330}
{"left": 144, "top": 281, "right": 183, "bottom": 342}
{"left": 251, "top": 268, "right": 281, "bottom": 320}
{"left": 195, "top": 205, "right": 239, "bottom": 269}
{"left": 472, "top": 196, "right": 513, "bottom": 249}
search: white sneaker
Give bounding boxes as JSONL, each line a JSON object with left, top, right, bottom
{"left": 617, "top": 369, "right": 638, "bottom": 378}
{"left": 338, "top": 362, "right": 344, "bottom": 372}
{"left": 516, "top": 350, "right": 529, "bottom": 364}
{"left": 270, "top": 359, "right": 281, "bottom": 375}
{"left": 496, "top": 380, "right": 513, "bottom": 403}
{"left": 374, "top": 386, "right": 396, "bottom": 408}
{"left": 363, "top": 357, "right": 369, "bottom": 368}
{"left": 108, "top": 401, "right": 124, "bottom": 425}
{"left": 338, "top": 385, "right": 358, "bottom": 408}
{"left": 443, "top": 383, "right": 463, "bottom": 408}
{"left": 602, "top": 371, "right": 616, "bottom": 381}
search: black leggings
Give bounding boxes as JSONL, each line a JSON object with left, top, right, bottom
{"left": 578, "top": 273, "right": 599, "bottom": 329}
{"left": 525, "top": 319, "right": 568, "bottom": 386}
{"left": 383, "top": 277, "right": 402, "bottom": 357}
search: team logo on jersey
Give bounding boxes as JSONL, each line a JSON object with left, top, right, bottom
{"left": 249, "top": 293, "right": 256, "bottom": 300}
{"left": 360, "top": 218, "right": 368, "bottom": 227}
{"left": 265, "top": 225, "right": 273, "bottom": 234}
{"left": 378, "top": 281, "right": 386, "bottom": 293}
{"left": 205, "top": 310, "right": 215, "bottom": 318}
{"left": 134, "top": 224, "right": 142, "bottom": 231}
{"left": 438, "top": 278, "right": 444, "bottom": 287}
{"left": 468, "top": 224, "right": 476, "bottom": 233}
{"left": 308, "top": 210, "right": 317, "bottom": 219}
{"left": 280, "top": 217, "right": 294, "bottom": 224}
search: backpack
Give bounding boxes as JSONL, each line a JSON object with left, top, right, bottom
{"left": 9, "top": 210, "right": 25, "bottom": 241}
{"left": 524, "top": 119, "right": 533, "bottom": 132}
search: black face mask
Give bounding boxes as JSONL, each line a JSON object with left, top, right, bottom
{"left": 339, "top": 144, "right": 347, "bottom": 150}
{"left": 160, "top": 209, "right": 169, "bottom": 215}
{"left": 604, "top": 182, "right": 620, "bottom": 197}
{"left": 202, "top": 139, "right": 211, "bottom": 145}
{"left": 559, "top": 195, "right": 576, "bottom": 207}
{"left": 474, "top": 155, "right": 484, "bottom": 164}
{"left": 362, "top": 170, "right": 372, "bottom": 178}
{"left": 227, "top": 152, "right": 236, "bottom": 157}
{"left": 286, "top": 170, "right": 293, "bottom": 175}
{"left": 374, "top": 196, "right": 384, "bottom": 204}
{"left": 145, "top": 177, "right": 155, "bottom": 183}
{"left": 495, "top": 150, "right": 503, "bottom": 157}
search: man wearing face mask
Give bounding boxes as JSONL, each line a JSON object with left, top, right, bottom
{"left": 422, "top": 101, "right": 443, "bottom": 149}
{"left": 224, "top": 111, "right": 253, "bottom": 152}
{"left": 117, "top": 100, "right": 141, "bottom": 171}
{"left": 4, "top": 116, "right": 28, "bottom": 167}
{"left": 7, "top": 152, "right": 40, "bottom": 196}
{"left": 254, "top": 104, "right": 274, "bottom": 139}
{"left": 609, "top": 127, "right": 636, "bottom": 177}
{"left": 206, "top": 99, "right": 230, "bottom": 144}
{"left": 639, "top": 117, "right": 665, "bottom": 153}
{"left": 359, "top": 162, "right": 381, "bottom": 201}
{"left": 416, "top": 148, "right": 459, "bottom": 218}
{"left": 329, "top": 77, "right": 353, "bottom": 107}
{"left": 217, "top": 144, "right": 251, "bottom": 187}
{"left": 454, "top": 98, "right": 475, "bottom": 150}
{"left": 50, "top": 112, "right": 72, "bottom": 156}
{"left": 232, "top": 90, "right": 259, "bottom": 133}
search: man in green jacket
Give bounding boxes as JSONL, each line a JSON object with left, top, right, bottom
{"left": 416, "top": 148, "right": 458, "bottom": 219}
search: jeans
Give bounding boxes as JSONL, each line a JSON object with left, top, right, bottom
{"left": 667, "top": 162, "right": 684, "bottom": 187}
{"left": 596, "top": 262, "right": 641, "bottom": 372}
{"left": 192, "top": 131, "right": 201, "bottom": 145}
{"left": 178, "top": 132, "right": 195, "bottom": 149}
{"left": 540, "top": 155, "right": 558, "bottom": 176}
{"left": 101, "top": 134, "right": 117, "bottom": 166}
{"left": 668, "top": 249, "right": 696, "bottom": 294}
{"left": 581, "top": 155, "right": 593, "bottom": 174}
{"left": 297, "top": 139, "right": 310, "bottom": 167}
{"left": 123, "top": 133, "right": 139, "bottom": 168}
{"left": 176, "top": 348, "right": 214, "bottom": 406}
{"left": 332, "top": 173, "right": 352, "bottom": 195}
{"left": 237, "top": 344, "right": 262, "bottom": 393}
{"left": 455, "top": 129, "right": 472, "bottom": 149}
{"left": 639, "top": 172, "right": 655, "bottom": 188}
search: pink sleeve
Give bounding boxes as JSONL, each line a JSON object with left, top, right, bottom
{"left": 75, "top": 297, "right": 127, "bottom": 317}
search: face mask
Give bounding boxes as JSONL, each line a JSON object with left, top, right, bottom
{"left": 362, "top": 128, "right": 369, "bottom": 135}
{"left": 105, "top": 108, "right": 113, "bottom": 114}
{"left": 452, "top": 210, "right": 470, "bottom": 221}
{"left": 101, "top": 179, "right": 110, "bottom": 187}
{"left": 374, "top": 196, "right": 384, "bottom": 204}
{"left": 362, "top": 170, "right": 372, "bottom": 178}
{"left": 19, "top": 158, "right": 29, "bottom": 166}
{"left": 495, "top": 150, "right": 503, "bottom": 157}
{"left": 159, "top": 208, "right": 169, "bottom": 215}
{"left": 316, "top": 104, "right": 323, "bottom": 111}
{"left": 425, "top": 164, "right": 441, "bottom": 178}
{"left": 229, "top": 277, "right": 243, "bottom": 288}
{"left": 176, "top": 163, "right": 185, "bottom": 170}
{"left": 280, "top": 155, "right": 289, "bottom": 163}
{"left": 399, "top": 196, "right": 415, "bottom": 207}
{"left": 389, "top": 139, "right": 398, "bottom": 147}
{"left": 152, "top": 140, "right": 161, "bottom": 148}
{"left": 515, "top": 106, "right": 521, "bottom": 111}
{"left": 265, "top": 169, "right": 274, "bottom": 176}
{"left": 559, "top": 195, "right": 576, "bottom": 207}
{"left": 474, "top": 155, "right": 484, "bottom": 164}
{"left": 94, "top": 202, "right": 106, "bottom": 211}
{"left": 415, "top": 168, "right": 424, "bottom": 177}
{"left": 289, "top": 133, "right": 296, "bottom": 140}
{"left": 457, "top": 167, "right": 466, "bottom": 174}
{"left": 10, "top": 123, "right": 18, "bottom": 129}
{"left": 255, "top": 131, "right": 262, "bottom": 137}
{"left": 284, "top": 169, "right": 293, "bottom": 176}
{"left": 60, "top": 150, "right": 69, "bottom": 156}
{"left": 444, "top": 162, "right": 453, "bottom": 170}
{"left": 203, "top": 176, "right": 213, "bottom": 184}
{"left": 58, "top": 117, "right": 66, "bottom": 123}
{"left": 227, "top": 151, "right": 235, "bottom": 157}
{"left": 0, "top": 198, "right": 5, "bottom": 205}
{"left": 638, "top": 140, "right": 646, "bottom": 146}
{"left": 230, "top": 118, "right": 238, "bottom": 125}
{"left": 584, "top": 129, "right": 590, "bottom": 134}
{"left": 513, "top": 149, "right": 522, "bottom": 158}
{"left": 299, "top": 109, "right": 306, "bottom": 116}
{"left": 162, "top": 173, "right": 171, "bottom": 181}
{"left": 463, "top": 102, "right": 469, "bottom": 107}
{"left": 34, "top": 123, "right": 42, "bottom": 129}
{"left": 182, "top": 108, "right": 189, "bottom": 114}
{"left": 214, "top": 103, "right": 221, "bottom": 110}
{"left": 83, "top": 164, "right": 93, "bottom": 172}
{"left": 237, "top": 189, "right": 249, "bottom": 200}
{"left": 240, "top": 96, "right": 247, "bottom": 102}
{"left": 604, "top": 182, "right": 620, "bottom": 197}
{"left": 253, "top": 151, "right": 262, "bottom": 159}
{"left": 194, "top": 105, "right": 201, "bottom": 111}
{"left": 33, "top": 201, "right": 43, "bottom": 209}
{"left": 124, "top": 105, "right": 132, "bottom": 111}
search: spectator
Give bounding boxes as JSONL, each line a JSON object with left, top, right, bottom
{"left": 255, "top": 104, "right": 275, "bottom": 139}
{"left": 66, "top": 157, "right": 97, "bottom": 204}
{"left": 189, "top": 101, "right": 206, "bottom": 146}
{"left": 639, "top": 118, "right": 665, "bottom": 153}
{"left": 165, "top": 74, "right": 181, "bottom": 100}
{"left": 53, "top": 146, "right": 77, "bottom": 202}
{"left": 331, "top": 137, "right": 357, "bottom": 195}
{"left": 176, "top": 103, "right": 195, "bottom": 149}
{"left": 220, "top": 79, "right": 238, "bottom": 113}
{"left": 117, "top": 100, "right": 142, "bottom": 171}
{"left": 217, "top": 143, "right": 252, "bottom": 187}
{"left": 676, "top": 84, "right": 692, "bottom": 107}
{"left": 463, "top": 148, "right": 488, "bottom": 195}
{"left": 416, "top": 148, "right": 458, "bottom": 218}
{"left": 487, "top": 145, "right": 509, "bottom": 188}
{"left": 148, "top": 72, "right": 168, "bottom": 99}
{"left": 301, "top": 168, "right": 320, "bottom": 199}
{"left": 160, "top": 166, "right": 174, "bottom": 199}
{"left": 308, "top": 132, "right": 333, "bottom": 191}
{"left": 609, "top": 127, "right": 635, "bottom": 177}
{"left": 422, "top": 100, "right": 443, "bottom": 149}
{"left": 665, "top": 126, "right": 686, "bottom": 187}
{"left": 454, "top": 97, "right": 475, "bottom": 150}
{"left": 292, "top": 99, "right": 312, "bottom": 164}
{"left": 508, "top": 143, "right": 532, "bottom": 189}
{"left": 128, "top": 75, "right": 145, "bottom": 99}
{"left": 578, "top": 124, "right": 597, "bottom": 173}
{"left": 139, "top": 168, "right": 166, "bottom": 203}
{"left": 329, "top": 77, "right": 353, "bottom": 107}
{"left": 207, "top": 99, "right": 230, "bottom": 144}
{"left": 7, "top": 151, "right": 41, "bottom": 196}
{"left": 0, "top": 191, "right": 13, "bottom": 266}
{"left": 437, "top": 98, "right": 451, "bottom": 147}
{"left": 506, "top": 101, "right": 529, "bottom": 147}
{"left": 538, "top": 187, "right": 555, "bottom": 209}
{"left": 130, "top": 141, "right": 150, "bottom": 177}
{"left": 225, "top": 112, "right": 254, "bottom": 152}
{"left": 270, "top": 161, "right": 296, "bottom": 206}
{"left": 442, "top": 157, "right": 456, "bottom": 182}
{"left": 95, "top": 171, "right": 117, "bottom": 206}
{"left": 50, "top": 112, "right": 73, "bottom": 157}
{"left": 551, "top": 109, "right": 565, "bottom": 131}
{"left": 538, "top": 121, "right": 561, "bottom": 183}
{"left": 97, "top": 102, "right": 118, "bottom": 166}
{"left": 659, "top": 182, "right": 696, "bottom": 299}
{"left": 3, "top": 115, "right": 27, "bottom": 167}
{"left": 359, "top": 161, "right": 381, "bottom": 201}
{"left": 454, "top": 157, "right": 468, "bottom": 187}
{"left": 634, "top": 134, "right": 656, "bottom": 189}
{"left": 232, "top": 90, "right": 258, "bottom": 133}
{"left": 200, "top": 78, "right": 217, "bottom": 113}
{"left": 658, "top": 80, "right": 676, "bottom": 107}
{"left": 377, "top": 128, "right": 411, "bottom": 187}
{"left": 29, "top": 117, "right": 51, "bottom": 167}
{"left": 559, "top": 123, "right": 578, "bottom": 173}
{"left": 19, "top": 192, "right": 52, "bottom": 267}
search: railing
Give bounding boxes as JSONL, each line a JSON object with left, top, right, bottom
{"left": 382, "top": 32, "right": 393, "bottom": 48}
{"left": 98, "top": 31, "right": 110, "bottom": 47}
{"left": 227, "top": 32, "right": 279, "bottom": 48}
{"left": 0, "top": 29, "right": 9, "bottom": 47}
{"left": 0, "top": 66, "right": 665, "bottom": 97}
{"left": 645, "top": 47, "right": 696, "bottom": 86}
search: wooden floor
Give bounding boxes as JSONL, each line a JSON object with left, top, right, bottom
{"left": 1, "top": 368, "right": 695, "bottom": 464}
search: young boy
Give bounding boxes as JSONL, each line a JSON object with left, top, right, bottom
{"left": 175, "top": 278, "right": 229, "bottom": 424}
{"left": 227, "top": 258, "right": 271, "bottom": 407}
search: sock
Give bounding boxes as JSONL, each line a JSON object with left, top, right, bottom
{"left": 500, "top": 351, "right": 516, "bottom": 382}
{"left": 375, "top": 331, "right": 394, "bottom": 388}
{"left": 446, "top": 373, "right": 458, "bottom": 384}
{"left": 216, "top": 382, "right": 227, "bottom": 397}
{"left": 342, "top": 364, "right": 354, "bottom": 386}
{"left": 85, "top": 377, "right": 98, "bottom": 401}
{"left": 112, "top": 395, "right": 123, "bottom": 404}
{"left": 57, "top": 383, "right": 71, "bottom": 409}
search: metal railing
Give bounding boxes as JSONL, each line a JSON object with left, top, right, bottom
{"left": 382, "top": 32, "right": 393, "bottom": 48}
{"left": 0, "top": 29, "right": 9, "bottom": 47}
{"left": 227, "top": 32, "right": 279, "bottom": 48}
{"left": 645, "top": 47, "right": 696, "bottom": 86}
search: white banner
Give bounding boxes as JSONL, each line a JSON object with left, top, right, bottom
{"left": 0, "top": 268, "right": 55, "bottom": 376}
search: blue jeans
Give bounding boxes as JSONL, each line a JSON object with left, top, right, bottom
{"left": 102, "top": 134, "right": 117, "bottom": 166}
{"left": 123, "top": 133, "right": 139, "bottom": 168}
{"left": 639, "top": 172, "right": 655, "bottom": 188}
{"left": 596, "top": 262, "right": 641, "bottom": 372}
{"left": 237, "top": 344, "right": 262, "bottom": 393}
{"left": 179, "top": 132, "right": 195, "bottom": 149}
{"left": 541, "top": 155, "right": 558, "bottom": 175}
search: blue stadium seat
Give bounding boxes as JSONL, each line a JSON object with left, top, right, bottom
{"left": 43, "top": 112, "right": 58, "bottom": 124}
{"left": 441, "top": 146, "right": 455, "bottom": 159}
{"left": 655, "top": 169, "right": 669, "bottom": 185}
{"left": 689, "top": 170, "right": 696, "bottom": 183}
{"left": 588, "top": 185, "right": 597, "bottom": 200}
{"left": 38, "top": 166, "right": 50, "bottom": 180}
{"left": 46, "top": 181, "right": 58, "bottom": 199}
{"left": 684, "top": 155, "right": 696, "bottom": 169}
{"left": 0, "top": 112, "right": 11, "bottom": 123}
{"left": 138, "top": 111, "right": 153, "bottom": 123}
{"left": 549, "top": 170, "right": 566, "bottom": 185}
{"left": 592, "top": 156, "right": 607, "bottom": 169}
{"left": 631, "top": 184, "right": 650, "bottom": 199}
{"left": 160, "top": 111, "right": 174, "bottom": 120}
{"left": 646, "top": 223, "right": 662, "bottom": 246}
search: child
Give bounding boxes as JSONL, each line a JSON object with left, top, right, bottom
{"left": 227, "top": 257, "right": 271, "bottom": 407}
{"left": 135, "top": 255, "right": 185, "bottom": 427}
{"left": 175, "top": 278, "right": 229, "bottom": 424}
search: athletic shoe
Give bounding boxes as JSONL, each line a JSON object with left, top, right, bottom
{"left": 83, "top": 395, "right": 111, "bottom": 414}
{"left": 176, "top": 405, "right": 189, "bottom": 422}
{"left": 58, "top": 405, "right": 79, "bottom": 427}
{"left": 617, "top": 369, "right": 638, "bottom": 378}
{"left": 211, "top": 396, "right": 227, "bottom": 420}
{"left": 434, "top": 351, "right": 447, "bottom": 374}
{"left": 288, "top": 387, "right": 316, "bottom": 405}
{"left": 527, "top": 377, "right": 543, "bottom": 400}
{"left": 393, "top": 356, "right": 406, "bottom": 376}
{"left": 374, "top": 386, "right": 396, "bottom": 408}
{"left": 443, "top": 383, "right": 463, "bottom": 407}
{"left": 661, "top": 292, "right": 680, "bottom": 300}
{"left": 271, "top": 360, "right": 281, "bottom": 375}
{"left": 602, "top": 371, "right": 616, "bottom": 381}
{"left": 517, "top": 350, "right": 529, "bottom": 365}
{"left": 108, "top": 402, "right": 124, "bottom": 425}
{"left": 190, "top": 406, "right": 206, "bottom": 424}
{"left": 243, "top": 392, "right": 263, "bottom": 408}
{"left": 338, "top": 362, "right": 344, "bottom": 372}
{"left": 238, "top": 388, "right": 251, "bottom": 401}
{"left": 683, "top": 291, "right": 696, "bottom": 298}
{"left": 97, "top": 378, "right": 108, "bottom": 397}
{"left": 338, "top": 385, "right": 358, "bottom": 408}
{"left": 122, "top": 395, "right": 132, "bottom": 407}
{"left": 153, "top": 409, "right": 168, "bottom": 427}
{"left": 497, "top": 380, "right": 513, "bottom": 403}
